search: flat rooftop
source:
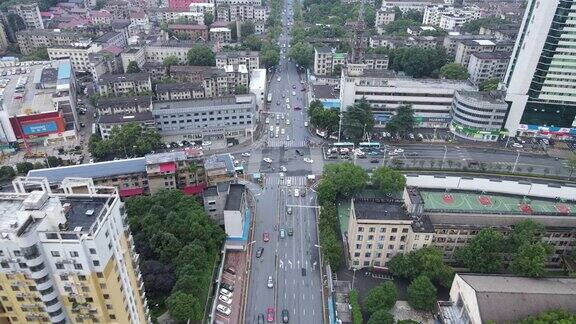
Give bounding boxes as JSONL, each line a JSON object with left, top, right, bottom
{"left": 1, "top": 60, "right": 69, "bottom": 117}
{"left": 224, "top": 184, "right": 244, "bottom": 211}
{"left": 152, "top": 95, "right": 253, "bottom": 111}
{"left": 61, "top": 197, "right": 107, "bottom": 231}
{"left": 353, "top": 198, "right": 409, "bottom": 221}
{"left": 419, "top": 189, "right": 576, "bottom": 216}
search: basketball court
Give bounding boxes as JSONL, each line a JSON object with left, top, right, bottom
{"left": 421, "top": 190, "right": 575, "bottom": 215}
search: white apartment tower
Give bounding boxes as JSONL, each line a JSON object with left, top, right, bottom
{"left": 504, "top": 0, "right": 576, "bottom": 136}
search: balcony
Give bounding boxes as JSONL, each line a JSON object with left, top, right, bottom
{"left": 132, "top": 253, "right": 140, "bottom": 264}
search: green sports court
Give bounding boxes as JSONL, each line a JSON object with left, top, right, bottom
{"left": 419, "top": 190, "right": 575, "bottom": 215}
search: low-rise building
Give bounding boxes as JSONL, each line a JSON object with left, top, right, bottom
{"left": 16, "top": 29, "right": 79, "bottom": 55}
{"left": 88, "top": 51, "right": 122, "bottom": 83}
{"left": 167, "top": 24, "right": 208, "bottom": 41}
{"left": 216, "top": 51, "right": 260, "bottom": 71}
{"left": 95, "top": 31, "right": 127, "bottom": 49}
{"left": 47, "top": 41, "right": 102, "bottom": 73}
{"left": 455, "top": 39, "right": 514, "bottom": 68}
{"left": 383, "top": 0, "right": 445, "bottom": 13}
{"left": 224, "top": 64, "right": 249, "bottom": 91}
{"left": 438, "top": 274, "right": 576, "bottom": 324}
{"left": 152, "top": 95, "right": 256, "bottom": 142}
{"left": 121, "top": 47, "right": 146, "bottom": 72}
{"left": 423, "top": 4, "right": 481, "bottom": 30}
{"left": 96, "top": 96, "right": 153, "bottom": 115}
{"left": 210, "top": 27, "right": 232, "bottom": 44}
{"left": 155, "top": 83, "right": 205, "bottom": 101}
{"left": 8, "top": 3, "right": 44, "bottom": 29}
{"left": 98, "top": 112, "right": 155, "bottom": 138}
{"left": 97, "top": 73, "right": 152, "bottom": 96}
{"left": 169, "top": 65, "right": 230, "bottom": 97}
{"left": 313, "top": 47, "right": 347, "bottom": 76}
{"left": 249, "top": 68, "right": 267, "bottom": 111}
{"left": 90, "top": 9, "right": 113, "bottom": 25}
{"left": 450, "top": 90, "right": 507, "bottom": 142}
{"left": 145, "top": 150, "right": 206, "bottom": 194}
{"left": 143, "top": 41, "right": 194, "bottom": 64}
{"left": 189, "top": 2, "right": 216, "bottom": 16}
{"left": 375, "top": 7, "right": 395, "bottom": 34}
{"left": 467, "top": 51, "right": 510, "bottom": 86}
{"left": 204, "top": 153, "right": 236, "bottom": 184}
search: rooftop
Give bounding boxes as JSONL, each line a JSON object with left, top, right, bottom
{"left": 471, "top": 51, "right": 511, "bottom": 60}
{"left": 204, "top": 153, "right": 235, "bottom": 174}
{"left": 152, "top": 95, "right": 254, "bottom": 111}
{"left": 98, "top": 111, "right": 154, "bottom": 124}
{"left": 155, "top": 82, "right": 204, "bottom": 92}
{"left": 456, "top": 90, "right": 506, "bottom": 104}
{"left": 462, "top": 39, "right": 496, "bottom": 46}
{"left": 315, "top": 46, "right": 332, "bottom": 54}
{"left": 224, "top": 184, "right": 244, "bottom": 211}
{"left": 98, "top": 72, "right": 150, "bottom": 83}
{"left": 145, "top": 151, "right": 187, "bottom": 165}
{"left": 216, "top": 51, "right": 259, "bottom": 59}
{"left": 28, "top": 158, "right": 146, "bottom": 182}
{"left": 353, "top": 198, "right": 409, "bottom": 221}
{"left": 168, "top": 24, "right": 207, "bottom": 30}
{"left": 96, "top": 95, "right": 152, "bottom": 108}
{"left": 312, "top": 85, "right": 339, "bottom": 99}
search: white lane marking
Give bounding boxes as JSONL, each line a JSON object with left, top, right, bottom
{"left": 303, "top": 308, "right": 306, "bottom": 316}
{"left": 303, "top": 294, "right": 306, "bottom": 300}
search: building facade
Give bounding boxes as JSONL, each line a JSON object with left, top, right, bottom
{"left": 504, "top": 0, "right": 576, "bottom": 137}
{"left": 215, "top": 51, "right": 260, "bottom": 71}
{"left": 0, "top": 177, "right": 150, "bottom": 323}
{"left": 8, "top": 4, "right": 44, "bottom": 29}
{"left": 97, "top": 73, "right": 152, "bottom": 96}
{"left": 16, "top": 30, "right": 79, "bottom": 56}
{"left": 47, "top": 41, "right": 102, "bottom": 73}
{"left": 450, "top": 90, "right": 507, "bottom": 142}
{"left": 467, "top": 51, "right": 510, "bottom": 87}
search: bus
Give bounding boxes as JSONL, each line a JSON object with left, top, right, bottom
{"left": 333, "top": 142, "right": 355, "bottom": 150}
{"left": 267, "top": 93, "right": 272, "bottom": 103}
{"left": 359, "top": 142, "right": 381, "bottom": 150}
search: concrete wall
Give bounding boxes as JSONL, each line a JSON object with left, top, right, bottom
{"left": 449, "top": 274, "right": 482, "bottom": 324}
{"left": 405, "top": 174, "right": 576, "bottom": 200}
{"left": 224, "top": 209, "right": 243, "bottom": 237}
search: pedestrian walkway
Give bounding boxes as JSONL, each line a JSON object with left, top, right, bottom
{"left": 264, "top": 174, "right": 307, "bottom": 187}
{"left": 267, "top": 138, "right": 307, "bottom": 148}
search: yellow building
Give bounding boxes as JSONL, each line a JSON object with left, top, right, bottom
{"left": 0, "top": 177, "right": 150, "bottom": 324}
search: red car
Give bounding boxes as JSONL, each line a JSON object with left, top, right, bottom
{"left": 263, "top": 232, "right": 270, "bottom": 242}
{"left": 266, "top": 307, "right": 275, "bottom": 322}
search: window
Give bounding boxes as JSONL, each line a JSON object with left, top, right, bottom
{"left": 51, "top": 251, "right": 60, "bottom": 257}
{"left": 379, "top": 228, "right": 386, "bottom": 233}
{"left": 74, "top": 263, "right": 83, "bottom": 270}
{"left": 391, "top": 228, "right": 398, "bottom": 233}
{"left": 93, "top": 260, "right": 100, "bottom": 266}
{"left": 365, "top": 252, "right": 371, "bottom": 258}
{"left": 354, "top": 252, "right": 360, "bottom": 257}
{"left": 368, "top": 235, "right": 374, "bottom": 241}
{"left": 60, "top": 274, "right": 68, "bottom": 281}
{"left": 109, "top": 314, "right": 116, "bottom": 320}
{"left": 390, "top": 236, "right": 396, "bottom": 241}
{"left": 357, "top": 227, "right": 364, "bottom": 232}
{"left": 89, "top": 248, "right": 97, "bottom": 255}
{"left": 103, "top": 294, "right": 110, "bottom": 299}
{"left": 78, "top": 275, "right": 86, "bottom": 281}
{"left": 97, "top": 272, "right": 104, "bottom": 278}
{"left": 402, "top": 228, "right": 409, "bottom": 233}
{"left": 369, "top": 227, "right": 375, "bottom": 233}
{"left": 56, "top": 263, "right": 64, "bottom": 270}
{"left": 388, "top": 245, "right": 394, "bottom": 250}
{"left": 355, "top": 244, "right": 362, "bottom": 250}
{"left": 356, "top": 235, "right": 363, "bottom": 241}
{"left": 70, "top": 251, "right": 79, "bottom": 258}
{"left": 106, "top": 304, "right": 113, "bottom": 310}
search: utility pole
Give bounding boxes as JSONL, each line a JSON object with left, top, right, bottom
{"left": 512, "top": 150, "right": 520, "bottom": 173}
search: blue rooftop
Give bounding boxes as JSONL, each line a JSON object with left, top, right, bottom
{"left": 28, "top": 158, "right": 147, "bottom": 182}
{"left": 57, "top": 61, "right": 72, "bottom": 80}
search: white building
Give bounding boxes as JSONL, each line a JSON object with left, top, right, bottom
{"left": 189, "top": 2, "right": 215, "bottom": 16}
{"left": 450, "top": 90, "right": 507, "bottom": 142}
{"left": 339, "top": 65, "right": 474, "bottom": 128}
{"left": 249, "top": 68, "right": 267, "bottom": 111}
{"left": 423, "top": 5, "right": 481, "bottom": 30}
{"left": 467, "top": 51, "right": 510, "bottom": 86}
{"left": 375, "top": 7, "right": 395, "bottom": 34}
{"left": 383, "top": 0, "right": 446, "bottom": 12}
{"left": 8, "top": 3, "right": 44, "bottom": 29}
{"left": 454, "top": 39, "right": 513, "bottom": 68}
{"left": 210, "top": 27, "right": 232, "bottom": 44}
{"left": 47, "top": 41, "right": 102, "bottom": 73}
{"left": 504, "top": 0, "right": 576, "bottom": 137}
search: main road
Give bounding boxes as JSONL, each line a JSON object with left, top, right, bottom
{"left": 244, "top": 0, "right": 325, "bottom": 323}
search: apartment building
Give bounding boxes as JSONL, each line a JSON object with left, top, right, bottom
{"left": 97, "top": 73, "right": 152, "bottom": 96}
{"left": 442, "top": 34, "right": 492, "bottom": 57}
{"left": 155, "top": 8, "right": 193, "bottom": 24}
{"left": 423, "top": 5, "right": 481, "bottom": 30}
{"left": 167, "top": 24, "right": 208, "bottom": 41}
{"left": 478, "top": 25, "right": 519, "bottom": 42}
{"left": 216, "top": 51, "right": 260, "bottom": 71}
{"left": 90, "top": 10, "right": 113, "bottom": 25}
{"left": 504, "top": 0, "right": 576, "bottom": 136}
{"left": 339, "top": 65, "right": 473, "bottom": 128}
{"left": 145, "top": 151, "right": 206, "bottom": 195}
{"left": 8, "top": 3, "right": 44, "bottom": 29}
{"left": 313, "top": 47, "right": 347, "bottom": 76}
{"left": 210, "top": 27, "right": 232, "bottom": 44}
{"left": 0, "top": 177, "right": 150, "bottom": 323}
{"left": 189, "top": 2, "right": 216, "bottom": 16}
{"left": 224, "top": 64, "right": 249, "bottom": 90}
{"left": 203, "top": 153, "right": 237, "bottom": 185}
{"left": 47, "top": 41, "right": 102, "bottom": 73}
{"left": 144, "top": 41, "right": 194, "bottom": 64}
{"left": 95, "top": 96, "right": 154, "bottom": 139}
{"left": 375, "top": 7, "right": 395, "bottom": 34}
{"left": 450, "top": 90, "right": 507, "bottom": 142}
{"left": 98, "top": 112, "right": 155, "bottom": 139}
{"left": 454, "top": 39, "right": 514, "bottom": 68}
{"left": 89, "top": 51, "right": 122, "bottom": 83}
{"left": 169, "top": 65, "right": 230, "bottom": 97}
{"left": 467, "top": 51, "right": 510, "bottom": 86}
{"left": 152, "top": 95, "right": 256, "bottom": 142}
{"left": 155, "top": 83, "right": 205, "bottom": 101}
{"left": 383, "top": 0, "right": 445, "bottom": 12}
{"left": 16, "top": 30, "right": 79, "bottom": 56}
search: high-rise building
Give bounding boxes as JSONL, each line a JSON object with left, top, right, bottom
{"left": 504, "top": 0, "right": 576, "bottom": 137}
{"left": 0, "top": 177, "right": 150, "bottom": 323}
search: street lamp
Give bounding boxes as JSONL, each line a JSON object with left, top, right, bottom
{"left": 351, "top": 268, "right": 358, "bottom": 290}
{"left": 441, "top": 145, "right": 447, "bottom": 169}
{"left": 512, "top": 150, "right": 521, "bottom": 173}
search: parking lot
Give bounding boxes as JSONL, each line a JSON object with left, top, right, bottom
{"left": 214, "top": 251, "right": 247, "bottom": 324}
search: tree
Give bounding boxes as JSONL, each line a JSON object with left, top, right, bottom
{"left": 140, "top": 260, "right": 176, "bottom": 300}
{"left": 367, "top": 310, "right": 394, "bottom": 324}
{"left": 479, "top": 78, "right": 500, "bottom": 91}
{"left": 166, "top": 291, "right": 202, "bottom": 321}
{"left": 389, "top": 46, "right": 447, "bottom": 78}
{"left": 389, "top": 247, "right": 454, "bottom": 287}
{"left": 322, "top": 163, "right": 369, "bottom": 198}
{"left": 520, "top": 309, "right": 576, "bottom": 324}
{"left": 204, "top": 12, "right": 214, "bottom": 26}
{"left": 403, "top": 9, "right": 423, "bottom": 22}
{"left": 440, "top": 63, "right": 469, "bottom": 80}
{"left": 162, "top": 55, "right": 179, "bottom": 74}
{"left": 567, "top": 154, "right": 576, "bottom": 179}
{"left": 364, "top": 282, "right": 397, "bottom": 315}
{"left": 507, "top": 219, "right": 546, "bottom": 251}
{"left": 16, "top": 162, "right": 35, "bottom": 175}
{"left": 509, "top": 241, "right": 552, "bottom": 277}
{"left": 126, "top": 61, "right": 141, "bottom": 73}
{"left": 316, "top": 178, "right": 337, "bottom": 206}
{"left": 260, "top": 41, "right": 280, "bottom": 67}
{"left": 455, "top": 228, "right": 503, "bottom": 273}
{"left": 234, "top": 85, "right": 248, "bottom": 94}
{"left": 187, "top": 45, "right": 215, "bottom": 66}
{"left": 289, "top": 42, "right": 314, "bottom": 69}
{"left": 0, "top": 165, "right": 16, "bottom": 182}
{"left": 407, "top": 275, "right": 437, "bottom": 311}
{"left": 309, "top": 100, "right": 340, "bottom": 133}
{"left": 242, "top": 34, "right": 263, "bottom": 51}
{"left": 22, "top": 47, "right": 49, "bottom": 61}
{"left": 349, "top": 290, "right": 363, "bottom": 324}
{"left": 343, "top": 98, "right": 374, "bottom": 141}
{"left": 89, "top": 122, "right": 163, "bottom": 160}
{"left": 371, "top": 167, "right": 406, "bottom": 195}
{"left": 385, "top": 19, "right": 421, "bottom": 35}
{"left": 240, "top": 21, "right": 255, "bottom": 37}
{"left": 385, "top": 105, "right": 415, "bottom": 138}
{"left": 320, "top": 226, "right": 342, "bottom": 269}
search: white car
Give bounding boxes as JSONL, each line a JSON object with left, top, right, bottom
{"left": 220, "top": 288, "right": 233, "bottom": 298}
{"left": 219, "top": 294, "right": 232, "bottom": 305}
{"left": 281, "top": 128, "right": 285, "bottom": 135}
{"left": 217, "top": 304, "right": 231, "bottom": 316}
{"left": 202, "top": 141, "right": 212, "bottom": 147}
{"left": 277, "top": 77, "right": 281, "bottom": 82}
{"left": 286, "top": 179, "right": 292, "bottom": 187}
{"left": 281, "top": 165, "right": 287, "bottom": 172}
{"left": 292, "top": 91, "right": 296, "bottom": 96}
{"left": 303, "top": 157, "right": 313, "bottom": 163}
{"left": 267, "top": 276, "right": 274, "bottom": 288}
{"left": 241, "top": 152, "right": 251, "bottom": 157}
{"left": 512, "top": 143, "right": 523, "bottom": 148}
{"left": 286, "top": 135, "right": 290, "bottom": 141}
{"left": 281, "top": 114, "right": 285, "bottom": 119}
{"left": 263, "top": 157, "right": 273, "bottom": 163}
{"left": 294, "top": 188, "right": 300, "bottom": 197}
{"left": 270, "top": 125, "right": 274, "bottom": 132}
{"left": 304, "top": 121, "right": 308, "bottom": 127}
{"left": 286, "top": 98, "right": 290, "bottom": 103}
{"left": 286, "top": 119, "right": 290, "bottom": 125}
{"left": 395, "top": 148, "right": 404, "bottom": 153}
{"left": 265, "top": 118, "right": 270, "bottom": 124}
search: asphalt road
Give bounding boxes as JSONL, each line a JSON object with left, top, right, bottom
{"left": 244, "top": 0, "right": 324, "bottom": 323}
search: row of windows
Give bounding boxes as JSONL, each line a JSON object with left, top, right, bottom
{"left": 357, "top": 226, "right": 408, "bottom": 233}
{"left": 356, "top": 235, "right": 407, "bottom": 242}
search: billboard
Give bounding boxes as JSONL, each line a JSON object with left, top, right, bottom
{"left": 21, "top": 121, "right": 59, "bottom": 136}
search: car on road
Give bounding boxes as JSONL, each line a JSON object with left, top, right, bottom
{"left": 256, "top": 247, "right": 264, "bottom": 258}
{"left": 241, "top": 152, "right": 251, "bottom": 157}
{"left": 266, "top": 307, "right": 275, "bottom": 322}
{"left": 292, "top": 91, "right": 296, "bottom": 96}
{"left": 218, "top": 294, "right": 232, "bottom": 305}
{"left": 370, "top": 159, "right": 379, "bottom": 163}
{"left": 512, "top": 143, "right": 523, "bottom": 148}
{"left": 282, "top": 309, "right": 289, "bottom": 323}
{"left": 286, "top": 98, "right": 290, "bottom": 103}
{"left": 277, "top": 77, "right": 281, "bottom": 82}
{"left": 265, "top": 118, "right": 269, "bottom": 124}
{"left": 286, "top": 207, "right": 292, "bottom": 214}
{"left": 395, "top": 148, "right": 404, "bottom": 153}
{"left": 281, "top": 128, "right": 285, "bottom": 135}
{"left": 300, "top": 190, "right": 306, "bottom": 197}
{"left": 286, "top": 135, "right": 290, "bottom": 141}
{"left": 286, "top": 179, "right": 291, "bottom": 187}
{"left": 286, "top": 119, "right": 290, "bottom": 125}
{"left": 267, "top": 276, "right": 274, "bottom": 288}
{"left": 292, "top": 85, "right": 296, "bottom": 89}
{"left": 263, "top": 157, "right": 273, "bottom": 163}
{"left": 303, "top": 157, "right": 313, "bottom": 163}
{"left": 294, "top": 106, "right": 301, "bottom": 110}
{"left": 280, "top": 165, "right": 287, "bottom": 172}
{"left": 287, "top": 228, "right": 293, "bottom": 236}
{"left": 280, "top": 228, "right": 286, "bottom": 239}
{"left": 220, "top": 288, "right": 233, "bottom": 298}
{"left": 202, "top": 141, "right": 212, "bottom": 147}
{"left": 304, "top": 121, "right": 308, "bottom": 127}
{"left": 263, "top": 232, "right": 270, "bottom": 242}
{"left": 294, "top": 188, "right": 299, "bottom": 197}
{"left": 217, "top": 304, "right": 231, "bottom": 316}
{"left": 282, "top": 94, "right": 285, "bottom": 98}
{"left": 295, "top": 149, "right": 303, "bottom": 156}
{"left": 258, "top": 314, "right": 265, "bottom": 324}
{"left": 80, "top": 122, "right": 86, "bottom": 128}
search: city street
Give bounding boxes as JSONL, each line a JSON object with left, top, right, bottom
{"left": 244, "top": 0, "right": 325, "bottom": 323}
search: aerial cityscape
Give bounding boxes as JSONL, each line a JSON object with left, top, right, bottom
{"left": 0, "top": 0, "right": 575, "bottom": 323}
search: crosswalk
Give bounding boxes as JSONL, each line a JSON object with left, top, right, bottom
{"left": 265, "top": 175, "right": 308, "bottom": 187}
{"left": 267, "top": 138, "right": 307, "bottom": 148}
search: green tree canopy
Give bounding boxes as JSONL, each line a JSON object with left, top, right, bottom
{"left": 322, "top": 163, "right": 369, "bottom": 198}
{"left": 242, "top": 34, "right": 263, "bottom": 51}
{"left": 289, "top": 42, "right": 314, "bottom": 69}
{"left": 16, "top": 162, "right": 35, "bottom": 175}
{"left": 367, "top": 310, "right": 394, "bottom": 324}
{"left": 567, "top": 154, "right": 576, "bottom": 178}
{"left": 389, "top": 247, "right": 454, "bottom": 287}
{"left": 520, "top": 309, "right": 576, "bottom": 324}
{"left": 385, "top": 105, "right": 415, "bottom": 138}
{"left": 187, "top": 45, "right": 215, "bottom": 66}
{"left": 389, "top": 46, "right": 447, "bottom": 78}
{"left": 89, "top": 122, "right": 163, "bottom": 160}
{"left": 234, "top": 85, "right": 248, "bottom": 94}
{"left": 204, "top": 12, "right": 214, "bottom": 26}
{"left": 162, "top": 55, "right": 180, "bottom": 74}
{"left": 385, "top": 19, "right": 421, "bottom": 35}
{"left": 0, "top": 165, "right": 16, "bottom": 182}
{"left": 309, "top": 100, "right": 339, "bottom": 133}
{"left": 126, "top": 60, "right": 141, "bottom": 73}
{"left": 455, "top": 228, "right": 503, "bottom": 273}
{"left": 349, "top": 290, "right": 363, "bottom": 324}
{"left": 507, "top": 219, "right": 547, "bottom": 251}
{"left": 166, "top": 291, "right": 202, "bottom": 321}
{"left": 240, "top": 21, "right": 255, "bottom": 37}
{"left": 364, "top": 282, "right": 397, "bottom": 315}
{"left": 260, "top": 41, "right": 280, "bottom": 67}
{"left": 343, "top": 97, "right": 374, "bottom": 141}
{"left": 407, "top": 275, "right": 437, "bottom": 311}
{"left": 509, "top": 241, "right": 552, "bottom": 277}
{"left": 479, "top": 78, "right": 500, "bottom": 91}
{"left": 440, "top": 63, "right": 469, "bottom": 80}
{"left": 462, "top": 16, "right": 510, "bottom": 34}
{"left": 371, "top": 167, "right": 406, "bottom": 195}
